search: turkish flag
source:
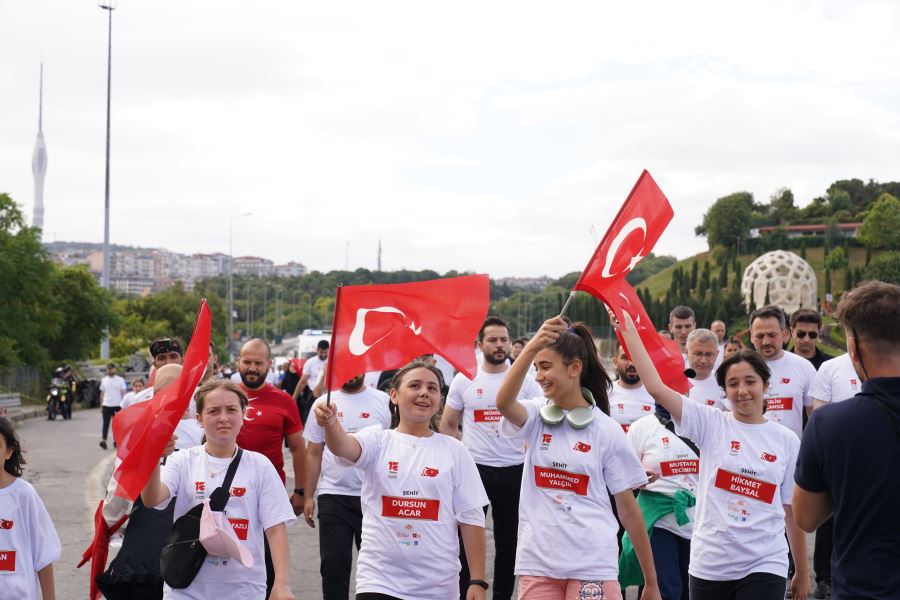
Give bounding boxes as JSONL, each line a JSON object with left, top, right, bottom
{"left": 76, "top": 500, "right": 128, "bottom": 600}
{"left": 288, "top": 358, "right": 306, "bottom": 375}
{"left": 327, "top": 275, "right": 489, "bottom": 390}
{"left": 573, "top": 170, "right": 689, "bottom": 394}
{"left": 111, "top": 300, "right": 211, "bottom": 500}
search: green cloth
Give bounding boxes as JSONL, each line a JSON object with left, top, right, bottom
{"left": 618, "top": 489, "right": 696, "bottom": 587}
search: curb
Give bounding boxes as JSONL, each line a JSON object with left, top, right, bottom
{"left": 7, "top": 403, "right": 92, "bottom": 424}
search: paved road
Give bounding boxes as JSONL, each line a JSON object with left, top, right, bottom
{"left": 15, "top": 409, "right": 815, "bottom": 599}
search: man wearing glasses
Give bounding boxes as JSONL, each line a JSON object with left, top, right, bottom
{"left": 790, "top": 309, "right": 831, "bottom": 371}
{"left": 685, "top": 329, "right": 727, "bottom": 410}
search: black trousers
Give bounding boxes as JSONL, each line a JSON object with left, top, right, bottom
{"left": 459, "top": 463, "right": 522, "bottom": 600}
{"left": 689, "top": 572, "right": 786, "bottom": 600}
{"left": 357, "top": 594, "right": 401, "bottom": 600}
{"left": 319, "top": 494, "right": 363, "bottom": 600}
{"left": 813, "top": 516, "right": 833, "bottom": 583}
{"left": 101, "top": 405, "right": 121, "bottom": 441}
{"left": 649, "top": 528, "right": 690, "bottom": 600}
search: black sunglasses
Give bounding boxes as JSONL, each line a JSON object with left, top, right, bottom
{"left": 794, "top": 331, "right": 818, "bottom": 339}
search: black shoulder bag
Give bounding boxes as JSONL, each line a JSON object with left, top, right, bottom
{"left": 160, "top": 449, "right": 243, "bottom": 589}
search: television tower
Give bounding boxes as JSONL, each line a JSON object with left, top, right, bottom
{"left": 31, "top": 63, "right": 47, "bottom": 238}
{"left": 377, "top": 239, "right": 382, "bottom": 271}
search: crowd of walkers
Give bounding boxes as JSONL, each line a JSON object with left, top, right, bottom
{"left": 1, "top": 280, "right": 899, "bottom": 600}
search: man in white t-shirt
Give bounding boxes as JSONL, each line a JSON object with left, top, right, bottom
{"left": 293, "top": 340, "right": 329, "bottom": 424}
{"left": 686, "top": 329, "right": 727, "bottom": 410}
{"left": 99, "top": 363, "right": 127, "bottom": 450}
{"left": 710, "top": 319, "right": 727, "bottom": 366}
{"left": 748, "top": 305, "right": 816, "bottom": 439}
{"left": 669, "top": 305, "right": 697, "bottom": 367}
{"left": 439, "top": 316, "right": 542, "bottom": 600}
{"left": 303, "top": 373, "right": 391, "bottom": 600}
{"left": 608, "top": 345, "right": 657, "bottom": 432}
{"left": 811, "top": 353, "right": 861, "bottom": 410}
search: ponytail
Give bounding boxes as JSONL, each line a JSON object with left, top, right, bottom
{"left": 548, "top": 322, "right": 611, "bottom": 415}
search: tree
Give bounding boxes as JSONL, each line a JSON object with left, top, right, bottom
{"left": 859, "top": 193, "right": 900, "bottom": 250}
{"left": 695, "top": 192, "right": 754, "bottom": 248}
{"left": 47, "top": 265, "right": 114, "bottom": 361}
{"left": 865, "top": 252, "right": 900, "bottom": 285}
{"left": 768, "top": 187, "right": 797, "bottom": 224}
{"left": 825, "top": 247, "right": 849, "bottom": 272}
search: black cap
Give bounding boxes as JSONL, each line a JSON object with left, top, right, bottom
{"left": 149, "top": 337, "right": 183, "bottom": 358}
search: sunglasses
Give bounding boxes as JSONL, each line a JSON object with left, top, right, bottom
{"left": 794, "top": 331, "right": 818, "bottom": 340}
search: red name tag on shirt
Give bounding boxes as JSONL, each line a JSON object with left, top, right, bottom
{"left": 228, "top": 518, "right": 249, "bottom": 541}
{"left": 660, "top": 459, "right": 700, "bottom": 476}
{"left": 714, "top": 469, "right": 777, "bottom": 503}
{"left": 766, "top": 397, "right": 793, "bottom": 411}
{"left": 534, "top": 466, "right": 590, "bottom": 496}
{"left": 473, "top": 409, "right": 502, "bottom": 423}
{"left": 381, "top": 496, "right": 440, "bottom": 520}
{"left": 0, "top": 550, "right": 15, "bottom": 572}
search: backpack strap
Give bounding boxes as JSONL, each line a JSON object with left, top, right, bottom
{"left": 654, "top": 413, "right": 700, "bottom": 457}
{"left": 208, "top": 449, "right": 243, "bottom": 512}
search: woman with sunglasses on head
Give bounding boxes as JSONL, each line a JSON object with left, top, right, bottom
{"left": 495, "top": 316, "right": 660, "bottom": 600}
{"left": 614, "top": 311, "right": 808, "bottom": 600}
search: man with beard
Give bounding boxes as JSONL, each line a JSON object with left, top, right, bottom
{"left": 608, "top": 344, "right": 657, "bottom": 432}
{"left": 439, "top": 316, "right": 541, "bottom": 600}
{"left": 302, "top": 373, "right": 391, "bottom": 600}
{"left": 686, "top": 329, "right": 727, "bottom": 410}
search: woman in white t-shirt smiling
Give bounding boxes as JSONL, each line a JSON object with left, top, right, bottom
{"left": 496, "top": 317, "right": 661, "bottom": 600}
{"left": 141, "top": 379, "right": 296, "bottom": 600}
{"left": 315, "top": 360, "right": 490, "bottom": 600}
{"left": 616, "top": 311, "right": 808, "bottom": 600}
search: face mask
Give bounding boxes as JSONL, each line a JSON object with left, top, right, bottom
{"left": 539, "top": 387, "right": 597, "bottom": 429}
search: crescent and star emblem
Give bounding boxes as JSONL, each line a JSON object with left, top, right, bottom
{"left": 601, "top": 217, "right": 648, "bottom": 279}
{"left": 348, "top": 307, "right": 423, "bottom": 356}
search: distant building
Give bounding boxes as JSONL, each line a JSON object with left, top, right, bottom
{"left": 233, "top": 256, "right": 274, "bottom": 277}
{"left": 274, "top": 261, "right": 307, "bottom": 278}
{"left": 751, "top": 223, "right": 862, "bottom": 239}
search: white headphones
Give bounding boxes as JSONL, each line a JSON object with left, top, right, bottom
{"left": 538, "top": 387, "right": 597, "bottom": 429}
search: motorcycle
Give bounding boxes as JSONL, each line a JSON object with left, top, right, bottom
{"left": 47, "top": 372, "right": 72, "bottom": 420}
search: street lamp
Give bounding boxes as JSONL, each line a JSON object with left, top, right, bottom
{"left": 228, "top": 212, "right": 252, "bottom": 360}
{"left": 99, "top": 0, "right": 116, "bottom": 360}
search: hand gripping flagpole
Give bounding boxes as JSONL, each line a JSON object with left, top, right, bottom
{"left": 558, "top": 290, "right": 578, "bottom": 319}
{"left": 324, "top": 284, "right": 342, "bottom": 407}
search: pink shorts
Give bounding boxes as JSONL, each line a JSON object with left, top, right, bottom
{"left": 518, "top": 575, "right": 623, "bottom": 600}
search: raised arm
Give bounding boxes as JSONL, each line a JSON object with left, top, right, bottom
{"left": 313, "top": 403, "right": 362, "bottom": 463}
{"left": 140, "top": 435, "right": 177, "bottom": 508}
{"left": 496, "top": 317, "right": 566, "bottom": 428}
{"left": 614, "top": 311, "right": 683, "bottom": 422}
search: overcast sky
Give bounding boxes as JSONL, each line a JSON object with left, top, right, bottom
{"left": 3, "top": 1, "right": 899, "bottom": 278}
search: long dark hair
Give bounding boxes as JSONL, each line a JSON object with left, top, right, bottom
{"left": 0, "top": 418, "right": 25, "bottom": 477}
{"left": 547, "top": 322, "right": 611, "bottom": 415}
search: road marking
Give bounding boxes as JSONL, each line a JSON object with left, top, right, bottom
{"left": 85, "top": 452, "right": 116, "bottom": 518}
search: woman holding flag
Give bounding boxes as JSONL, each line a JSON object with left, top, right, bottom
{"left": 314, "top": 359, "right": 490, "bottom": 600}
{"left": 613, "top": 310, "right": 808, "bottom": 600}
{"left": 495, "top": 316, "right": 661, "bottom": 600}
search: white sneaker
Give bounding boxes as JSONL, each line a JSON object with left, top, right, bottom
{"left": 108, "top": 531, "right": 124, "bottom": 548}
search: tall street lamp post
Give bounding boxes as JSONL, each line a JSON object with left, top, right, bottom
{"left": 99, "top": 0, "right": 115, "bottom": 359}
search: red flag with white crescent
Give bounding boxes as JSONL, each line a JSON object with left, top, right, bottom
{"left": 574, "top": 170, "right": 689, "bottom": 394}
{"left": 326, "top": 275, "right": 489, "bottom": 390}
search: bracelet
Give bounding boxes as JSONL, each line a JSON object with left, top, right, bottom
{"left": 468, "top": 579, "right": 489, "bottom": 590}
{"left": 293, "top": 488, "right": 304, "bottom": 496}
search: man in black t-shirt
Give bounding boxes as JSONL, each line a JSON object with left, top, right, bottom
{"left": 794, "top": 281, "right": 900, "bottom": 600}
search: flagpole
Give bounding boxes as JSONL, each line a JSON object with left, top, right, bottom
{"left": 559, "top": 290, "right": 577, "bottom": 318}
{"left": 325, "top": 284, "right": 342, "bottom": 407}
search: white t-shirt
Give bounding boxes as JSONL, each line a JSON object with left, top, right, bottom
{"left": 445, "top": 367, "right": 543, "bottom": 467}
{"left": 158, "top": 446, "right": 296, "bottom": 600}
{"left": 608, "top": 383, "right": 657, "bottom": 432}
{"left": 688, "top": 375, "right": 727, "bottom": 410}
{"left": 303, "top": 388, "right": 392, "bottom": 496}
{"left": 675, "top": 396, "right": 799, "bottom": 581}
{"left": 100, "top": 375, "right": 127, "bottom": 407}
{"left": 302, "top": 356, "right": 327, "bottom": 387}
{"left": 810, "top": 353, "right": 861, "bottom": 405}
{"left": 500, "top": 398, "right": 647, "bottom": 580}
{"left": 363, "top": 372, "right": 382, "bottom": 389}
{"left": 352, "top": 428, "right": 488, "bottom": 600}
{"left": 174, "top": 419, "right": 205, "bottom": 450}
{"left": 0, "top": 478, "right": 61, "bottom": 599}
{"left": 760, "top": 352, "right": 816, "bottom": 438}
{"left": 627, "top": 414, "right": 699, "bottom": 539}
{"left": 122, "top": 386, "right": 154, "bottom": 410}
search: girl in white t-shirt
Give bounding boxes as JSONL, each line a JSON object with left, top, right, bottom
{"left": 616, "top": 311, "right": 809, "bottom": 600}
{"left": 141, "top": 379, "right": 296, "bottom": 600}
{"left": 0, "top": 417, "right": 61, "bottom": 600}
{"left": 314, "top": 360, "right": 490, "bottom": 600}
{"left": 495, "top": 318, "right": 661, "bottom": 600}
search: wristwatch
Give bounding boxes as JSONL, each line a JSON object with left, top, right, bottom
{"left": 469, "top": 579, "right": 489, "bottom": 590}
{"left": 293, "top": 488, "right": 304, "bottom": 496}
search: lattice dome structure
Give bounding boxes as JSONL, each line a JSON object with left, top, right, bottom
{"left": 741, "top": 250, "right": 817, "bottom": 315}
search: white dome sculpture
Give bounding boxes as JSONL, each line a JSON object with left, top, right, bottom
{"left": 741, "top": 250, "right": 817, "bottom": 315}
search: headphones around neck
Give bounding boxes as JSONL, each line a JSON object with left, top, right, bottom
{"left": 539, "top": 387, "right": 597, "bottom": 429}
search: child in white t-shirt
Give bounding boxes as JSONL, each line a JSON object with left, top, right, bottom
{"left": 314, "top": 360, "right": 490, "bottom": 600}
{"left": 616, "top": 311, "right": 809, "bottom": 600}
{"left": 142, "top": 379, "right": 296, "bottom": 600}
{"left": 0, "top": 417, "right": 62, "bottom": 600}
{"left": 496, "top": 318, "right": 661, "bottom": 600}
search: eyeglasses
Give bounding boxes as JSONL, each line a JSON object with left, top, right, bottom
{"left": 690, "top": 351, "right": 717, "bottom": 360}
{"left": 794, "top": 331, "right": 818, "bottom": 339}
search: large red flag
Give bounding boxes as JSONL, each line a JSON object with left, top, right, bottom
{"left": 574, "top": 170, "right": 690, "bottom": 394}
{"left": 327, "top": 275, "right": 489, "bottom": 390}
{"left": 111, "top": 300, "right": 211, "bottom": 500}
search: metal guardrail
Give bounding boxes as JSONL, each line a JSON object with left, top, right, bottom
{"left": 0, "top": 366, "right": 42, "bottom": 400}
